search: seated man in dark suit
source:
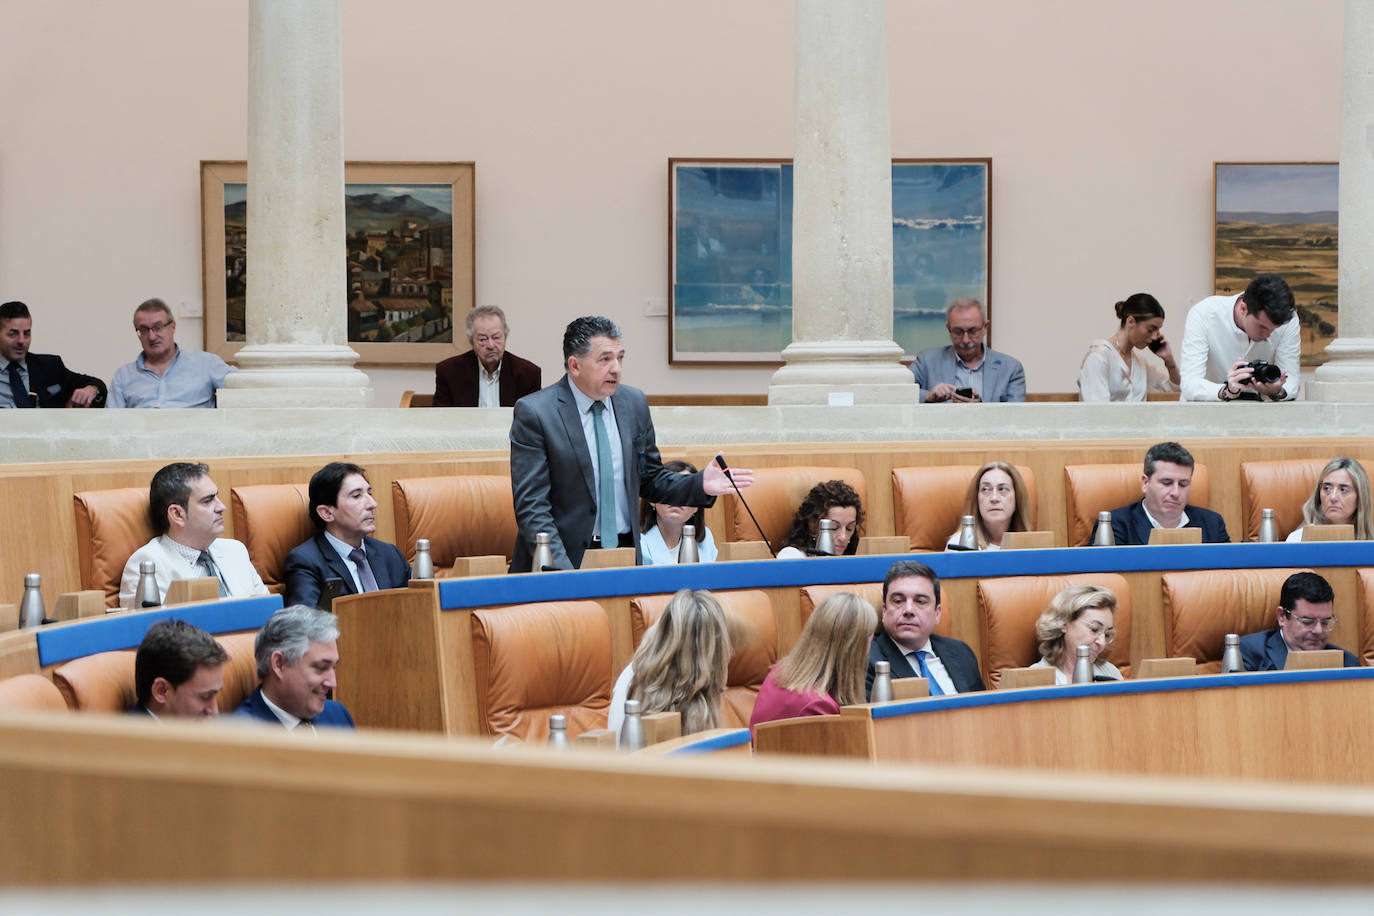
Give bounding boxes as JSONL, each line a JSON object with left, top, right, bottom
{"left": 433, "top": 305, "right": 541, "bottom": 407}
{"left": 284, "top": 462, "right": 410, "bottom": 609}
{"left": 0, "top": 300, "right": 106, "bottom": 408}
{"left": 130, "top": 619, "right": 228, "bottom": 719}
{"left": 235, "top": 605, "right": 354, "bottom": 731}
{"left": 1109, "top": 441, "right": 1229, "bottom": 545}
{"left": 866, "top": 560, "right": 985, "bottom": 698}
{"left": 1240, "top": 571, "right": 1360, "bottom": 670}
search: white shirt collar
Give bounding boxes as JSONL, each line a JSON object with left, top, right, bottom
{"left": 1141, "top": 499, "right": 1190, "bottom": 530}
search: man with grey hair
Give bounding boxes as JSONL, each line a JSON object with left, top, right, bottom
{"left": 433, "top": 304, "right": 541, "bottom": 407}
{"left": 911, "top": 297, "right": 1026, "bottom": 402}
{"left": 109, "top": 298, "right": 234, "bottom": 408}
{"left": 235, "top": 605, "right": 354, "bottom": 730}
{"left": 509, "top": 315, "right": 753, "bottom": 571}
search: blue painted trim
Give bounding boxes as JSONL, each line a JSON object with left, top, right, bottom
{"left": 868, "top": 666, "right": 1374, "bottom": 720}
{"left": 436, "top": 541, "right": 1374, "bottom": 610}
{"left": 35, "top": 595, "right": 284, "bottom": 667}
{"left": 662, "top": 728, "right": 753, "bottom": 756}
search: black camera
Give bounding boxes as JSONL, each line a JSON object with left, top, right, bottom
{"left": 1241, "top": 360, "right": 1282, "bottom": 385}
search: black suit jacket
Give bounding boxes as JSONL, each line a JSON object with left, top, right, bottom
{"left": 15, "top": 352, "right": 106, "bottom": 408}
{"left": 1108, "top": 501, "right": 1229, "bottom": 546}
{"left": 283, "top": 532, "right": 411, "bottom": 610}
{"left": 509, "top": 377, "right": 712, "bottom": 571}
{"left": 1238, "top": 627, "right": 1359, "bottom": 671}
{"left": 433, "top": 349, "right": 541, "bottom": 408}
{"left": 865, "top": 630, "right": 986, "bottom": 698}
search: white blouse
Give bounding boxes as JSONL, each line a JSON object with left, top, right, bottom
{"left": 1077, "top": 340, "right": 1177, "bottom": 402}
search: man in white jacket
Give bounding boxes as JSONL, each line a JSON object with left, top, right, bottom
{"left": 119, "top": 461, "right": 268, "bottom": 608}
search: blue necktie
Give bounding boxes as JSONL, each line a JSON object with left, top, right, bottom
{"left": 8, "top": 362, "right": 33, "bottom": 408}
{"left": 915, "top": 651, "right": 945, "bottom": 696}
{"left": 591, "top": 401, "right": 618, "bottom": 547}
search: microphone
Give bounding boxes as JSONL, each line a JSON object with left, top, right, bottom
{"left": 715, "top": 455, "right": 776, "bottom": 557}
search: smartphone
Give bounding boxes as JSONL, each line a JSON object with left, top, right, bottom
{"left": 1147, "top": 338, "right": 1166, "bottom": 353}
{"left": 320, "top": 577, "right": 345, "bottom": 611}
{"left": 955, "top": 387, "right": 974, "bottom": 399}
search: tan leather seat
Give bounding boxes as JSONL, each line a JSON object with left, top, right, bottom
{"left": 720, "top": 466, "right": 867, "bottom": 547}
{"left": 229, "top": 484, "right": 312, "bottom": 594}
{"left": 629, "top": 590, "right": 778, "bottom": 728}
{"left": 977, "top": 573, "right": 1132, "bottom": 686}
{"left": 73, "top": 487, "right": 153, "bottom": 608}
{"left": 798, "top": 582, "right": 886, "bottom": 629}
{"left": 1064, "top": 463, "right": 1211, "bottom": 546}
{"left": 1162, "top": 568, "right": 1302, "bottom": 672}
{"left": 892, "top": 464, "right": 1038, "bottom": 552}
{"left": 392, "top": 475, "right": 517, "bottom": 569}
{"left": 470, "top": 600, "right": 611, "bottom": 742}
{"left": 0, "top": 674, "right": 69, "bottom": 713}
{"left": 1239, "top": 458, "right": 1330, "bottom": 541}
{"left": 216, "top": 631, "right": 261, "bottom": 712}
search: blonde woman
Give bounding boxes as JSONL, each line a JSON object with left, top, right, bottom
{"left": 945, "top": 461, "right": 1032, "bottom": 550}
{"left": 1031, "top": 585, "right": 1123, "bottom": 685}
{"left": 607, "top": 589, "right": 731, "bottom": 739}
{"left": 749, "top": 592, "right": 877, "bottom": 732}
{"left": 1286, "top": 457, "right": 1374, "bottom": 541}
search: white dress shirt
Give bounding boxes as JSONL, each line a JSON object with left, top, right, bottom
{"left": 1178, "top": 294, "right": 1300, "bottom": 401}
{"left": 477, "top": 361, "right": 501, "bottom": 408}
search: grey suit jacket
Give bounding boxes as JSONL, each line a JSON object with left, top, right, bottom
{"left": 509, "top": 376, "right": 712, "bottom": 571}
{"left": 911, "top": 345, "right": 1026, "bottom": 402}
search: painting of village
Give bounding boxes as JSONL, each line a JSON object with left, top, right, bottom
{"left": 203, "top": 161, "right": 474, "bottom": 365}
{"left": 1215, "top": 163, "right": 1338, "bottom": 367}
{"left": 669, "top": 159, "right": 989, "bottom": 363}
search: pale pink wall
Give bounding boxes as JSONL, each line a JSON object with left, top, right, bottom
{"left": 0, "top": 0, "right": 1342, "bottom": 406}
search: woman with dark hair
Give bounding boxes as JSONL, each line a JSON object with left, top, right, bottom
{"left": 776, "top": 480, "right": 864, "bottom": 559}
{"left": 638, "top": 460, "right": 717, "bottom": 565}
{"left": 1077, "top": 293, "right": 1180, "bottom": 402}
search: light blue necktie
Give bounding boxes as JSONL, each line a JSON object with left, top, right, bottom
{"left": 591, "top": 401, "right": 618, "bottom": 547}
{"left": 915, "top": 651, "right": 945, "bottom": 696}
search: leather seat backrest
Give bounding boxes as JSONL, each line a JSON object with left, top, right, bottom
{"left": 471, "top": 600, "right": 611, "bottom": 742}
{"left": 393, "top": 476, "right": 517, "bottom": 566}
{"left": 892, "top": 464, "right": 1038, "bottom": 552}
{"left": 1064, "top": 463, "right": 1211, "bottom": 546}
{"left": 216, "top": 632, "right": 261, "bottom": 712}
{"left": 53, "top": 650, "right": 136, "bottom": 712}
{"left": 229, "top": 484, "right": 312, "bottom": 593}
{"left": 720, "top": 466, "right": 868, "bottom": 546}
{"left": 0, "top": 674, "right": 69, "bottom": 713}
{"left": 1239, "top": 458, "right": 1330, "bottom": 541}
{"left": 73, "top": 487, "right": 154, "bottom": 608}
{"left": 629, "top": 590, "right": 779, "bottom": 728}
{"left": 1356, "top": 569, "right": 1374, "bottom": 668}
{"left": 977, "top": 573, "right": 1132, "bottom": 686}
{"left": 1161, "top": 567, "right": 1302, "bottom": 672}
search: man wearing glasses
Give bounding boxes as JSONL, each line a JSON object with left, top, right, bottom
{"left": 911, "top": 297, "right": 1026, "bottom": 403}
{"left": 109, "top": 298, "right": 234, "bottom": 408}
{"left": 1239, "top": 571, "right": 1359, "bottom": 670}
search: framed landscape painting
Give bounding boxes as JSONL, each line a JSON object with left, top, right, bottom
{"left": 668, "top": 158, "right": 990, "bottom": 364}
{"left": 1214, "top": 162, "right": 1338, "bottom": 367}
{"left": 201, "top": 160, "right": 475, "bottom": 365}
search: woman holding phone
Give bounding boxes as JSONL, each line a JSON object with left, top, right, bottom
{"left": 1077, "top": 293, "right": 1180, "bottom": 402}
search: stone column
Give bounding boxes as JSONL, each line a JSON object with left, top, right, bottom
{"left": 1309, "top": 0, "right": 1374, "bottom": 402}
{"left": 219, "top": 0, "right": 373, "bottom": 408}
{"left": 768, "top": 0, "right": 917, "bottom": 406}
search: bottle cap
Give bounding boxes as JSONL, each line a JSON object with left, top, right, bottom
{"left": 416, "top": 538, "right": 431, "bottom": 550}
{"left": 24, "top": 573, "right": 41, "bottom": 587}
{"left": 1097, "top": 510, "right": 1112, "bottom": 521}
{"left": 624, "top": 699, "right": 641, "bottom": 715}
{"left": 1261, "top": 508, "right": 1275, "bottom": 518}
{"left": 875, "top": 660, "right": 890, "bottom": 674}
{"left": 682, "top": 525, "right": 695, "bottom": 537}
{"left": 1076, "top": 645, "right": 1090, "bottom": 657}
{"left": 549, "top": 713, "right": 567, "bottom": 730}
{"left": 140, "top": 561, "right": 156, "bottom": 574}
{"left": 1224, "top": 633, "right": 1239, "bottom": 645}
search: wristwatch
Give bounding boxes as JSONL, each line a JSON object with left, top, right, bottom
{"left": 1219, "top": 384, "right": 1235, "bottom": 402}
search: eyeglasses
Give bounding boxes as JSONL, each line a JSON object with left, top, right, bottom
{"left": 947, "top": 325, "right": 985, "bottom": 339}
{"left": 1083, "top": 620, "right": 1116, "bottom": 643}
{"left": 1281, "top": 608, "right": 1337, "bottom": 628}
{"left": 135, "top": 320, "right": 174, "bottom": 336}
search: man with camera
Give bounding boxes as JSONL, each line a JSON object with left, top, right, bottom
{"left": 1178, "top": 273, "right": 1300, "bottom": 402}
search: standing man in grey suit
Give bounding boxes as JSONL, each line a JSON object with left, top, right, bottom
{"left": 509, "top": 315, "right": 754, "bottom": 571}
{"left": 866, "top": 560, "right": 985, "bottom": 698}
{"left": 911, "top": 297, "right": 1026, "bottom": 402}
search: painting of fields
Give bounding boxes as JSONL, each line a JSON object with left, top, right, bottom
{"left": 1215, "top": 163, "right": 1338, "bottom": 367}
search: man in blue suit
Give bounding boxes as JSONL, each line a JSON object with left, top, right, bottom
{"left": 911, "top": 298, "right": 1026, "bottom": 403}
{"left": 866, "top": 560, "right": 986, "bottom": 699}
{"left": 1240, "top": 572, "right": 1360, "bottom": 670}
{"left": 284, "top": 462, "right": 410, "bottom": 609}
{"left": 1109, "top": 441, "right": 1230, "bottom": 545}
{"left": 236, "top": 605, "right": 354, "bottom": 730}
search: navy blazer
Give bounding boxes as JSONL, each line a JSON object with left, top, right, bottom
{"left": 1108, "top": 501, "right": 1230, "bottom": 546}
{"left": 910, "top": 345, "right": 1026, "bottom": 403}
{"left": 283, "top": 532, "right": 411, "bottom": 610}
{"left": 433, "top": 349, "right": 542, "bottom": 408}
{"left": 234, "top": 686, "right": 355, "bottom": 729}
{"left": 15, "top": 352, "right": 106, "bottom": 408}
{"left": 1238, "top": 627, "right": 1359, "bottom": 671}
{"left": 865, "top": 630, "right": 986, "bottom": 698}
